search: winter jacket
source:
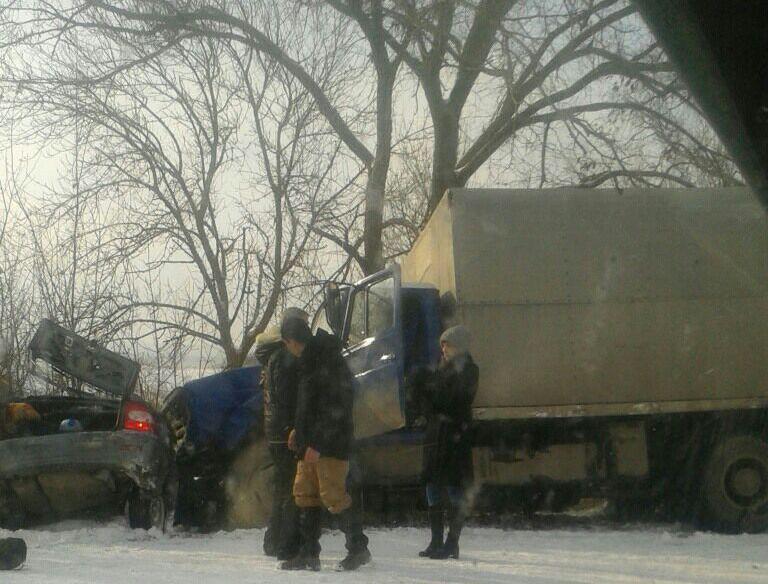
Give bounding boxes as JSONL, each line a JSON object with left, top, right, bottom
{"left": 293, "top": 329, "right": 355, "bottom": 460}
{"left": 418, "top": 353, "right": 479, "bottom": 487}
{"left": 257, "top": 343, "right": 299, "bottom": 444}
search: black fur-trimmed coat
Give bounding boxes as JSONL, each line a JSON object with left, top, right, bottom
{"left": 294, "top": 330, "right": 355, "bottom": 460}
{"left": 418, "top": 354, "right": 479, "bottom": 487}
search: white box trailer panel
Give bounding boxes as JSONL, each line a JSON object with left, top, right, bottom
{"left": 401, "top": 188, "right": 768, "bottom": 418}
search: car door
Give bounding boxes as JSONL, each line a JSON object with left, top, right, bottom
{"left": 342, "top": 266, "right": 405, "bottom": 439}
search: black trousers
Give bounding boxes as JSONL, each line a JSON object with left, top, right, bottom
{"left": 265, "top": 443, "right": 300, "bottom": 556}
{"left": 341, "top": 486, "right": 369, "bottom": 553}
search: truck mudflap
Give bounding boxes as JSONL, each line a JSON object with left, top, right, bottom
{"left": 0, "top": 431, "right": 170, "bottom": 493}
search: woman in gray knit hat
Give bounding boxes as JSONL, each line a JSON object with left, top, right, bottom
{"left": 414, "top": 325, "right": 479, "bottom": 560}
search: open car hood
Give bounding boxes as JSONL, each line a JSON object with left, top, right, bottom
{"left": 29, "top": 319, "right": 140, "bottom": 397}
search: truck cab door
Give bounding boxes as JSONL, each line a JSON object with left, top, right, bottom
{"left": 342, "top": 266, "right": 405, "bottom": 439}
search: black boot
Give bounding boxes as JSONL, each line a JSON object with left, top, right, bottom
{"left": 280, "top": 508, "right": 321, "bottom": 571}
{"left": 419, "top": 507, "right": 444, "bottom": 558}
{"left": 0, "top": 538, "right": 26, "bottom": 571}
{"left": 276, "top": 529, "right": 301, "bottom": 562}
{"left": 337, "top": 548, "right": 371, "bottom": 571}
{"left": 431, "top": 505, "right": 463, "bottom": 560}
{"left": 432, "top": 533, "right": 459, "bottom": 560}
{"left": 337, "top": 505, "right": 371, "bottom": 571}
{"left": 263, "top": 528, "right": 278, "bottom": 557}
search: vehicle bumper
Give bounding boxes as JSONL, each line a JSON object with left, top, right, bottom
{"left": 0, "top": 431, "right": 171, "bottom": 493}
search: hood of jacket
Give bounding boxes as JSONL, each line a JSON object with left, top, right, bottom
{"left": 255, "top": 340, "right": 283, "bottom": 366}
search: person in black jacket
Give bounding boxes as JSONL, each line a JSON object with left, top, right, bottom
{"left": 279, "top": 318, "right": 371, "bottom": 572}
{"left": 255, "top": 322, "right": 301, "bottom": 560}
{"left": 414, "top": 325, "right": 479, "bottom": 560}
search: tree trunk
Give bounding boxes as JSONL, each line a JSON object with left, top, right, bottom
{"left": 429, "top": 105, "right": 462, "bottom": 214}
{"left": 362, "top": 65, "right": 396, "bottom": 275}
{"left": 227, "top": 347, "right": 248, "bottom": 370}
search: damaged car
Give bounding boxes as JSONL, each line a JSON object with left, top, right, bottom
{"left": 161, "top": 366, "right": 267, "bottom": 530}
{"left": 0, "top": 319, "right": 172, "bottom": 530}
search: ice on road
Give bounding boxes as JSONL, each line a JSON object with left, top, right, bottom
{"left": 3, "top": 520, "right": 768, "bottom": 584}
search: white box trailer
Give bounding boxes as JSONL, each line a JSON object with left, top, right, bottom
{"left": 402, "top": 188, "right": 768, "bottom": 419}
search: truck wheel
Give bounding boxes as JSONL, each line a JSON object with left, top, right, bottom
{"left": 548, "top": 486, "right": 581, "bottom": 513}
{"left": 225, "top": 438, "right": 274, "bottom": 529}
{"left": 610, "top": 495, "right": 656, "bottom": 522}
{"left": 127, "top": 490, "right": 166, "bottom": 530}
{"left": 701, "top": 435, "right": 768, "bottom": 533}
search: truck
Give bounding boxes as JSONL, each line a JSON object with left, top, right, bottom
{"left": 315, "top": 186, "right": 768, "bottom": 533}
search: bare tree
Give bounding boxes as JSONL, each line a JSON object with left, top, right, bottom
{"left": 381, "top": 139, "right": 432, "bottom": 260}
{"left": 0, "top": 245, "right": 33, "bottom": 398}
{"left": 0, "top": 205, "right": 34, "bottom": 398}
{"left": 2, "top": 10, "right": 356, "bottom": 370}
{"left": 368, "top": 0, "right": 737, "bottom": 208}
{"left": 0, "top": 0, "right": 420, "bottom": 274}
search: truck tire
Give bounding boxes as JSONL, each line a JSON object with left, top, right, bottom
{"left": 127, "top": 490, "right": 166, "bottom": 530}
{"left": 548, "top": 486, "right": 582, "bottom": 513}
{"left": 701, "top": 435, "right": 768, "bottom": 533}
{"left": 225, "top": 438, "right": 274, "bottom": 529}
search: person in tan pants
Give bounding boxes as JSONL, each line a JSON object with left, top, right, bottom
{"left": 280, "top": 318, "right": 370, "bottom": 572}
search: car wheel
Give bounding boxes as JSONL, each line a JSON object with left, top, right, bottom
{"left": 127, "top": 489, "right": 166, "bottom": 531}
{"left": 701, "top": 435, "right": 768, "bottom": 533}
{"left": 0, "top": 490, "right": 26, "bottom": 531}
{"left": 225, "top": 438, "right": 274, "bottom": 529}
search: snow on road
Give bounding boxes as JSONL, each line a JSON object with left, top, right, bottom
{"left": 3, "top": 519, "right": 768, "bottom": 584}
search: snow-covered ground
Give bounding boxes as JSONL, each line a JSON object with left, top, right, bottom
{"left": 3, "top": 519, "right": 768, "bottom": 583}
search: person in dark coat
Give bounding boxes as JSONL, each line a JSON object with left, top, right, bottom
{"left": 415, "top": 325, "right": 479, "bottom": 560}
{"left": 279, "top": 318, "right": 371, "bottom": 572}
{"left": 255, "top": 322, "right": 301, "bottom": 560}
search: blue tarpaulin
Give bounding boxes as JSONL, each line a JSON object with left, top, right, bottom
{"left": 182, "top": 366, "right": 262, "bottom": 452}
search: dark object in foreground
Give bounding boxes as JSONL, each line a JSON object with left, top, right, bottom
{"left": 0, "top": 537, "right": 26, "bottom": 570}
{"left": 634, "top": 0, "right": 768, "bottom": 209}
